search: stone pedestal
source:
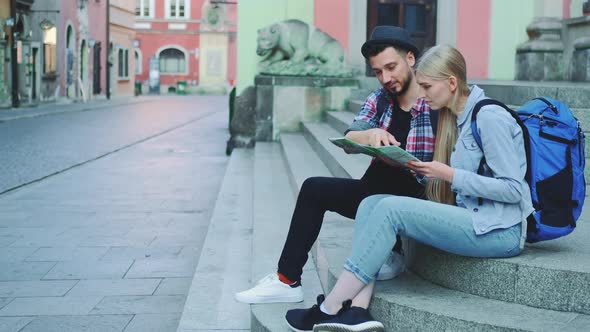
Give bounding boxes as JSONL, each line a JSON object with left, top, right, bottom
{"left": 516, "top": 17, "right": 564, "bottom": 81}
{"left": 254, "top": 75, "right": 358, "bottom": 141}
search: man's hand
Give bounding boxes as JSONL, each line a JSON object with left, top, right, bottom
{"left": 406, "top": 160, "right": 454, "bottom": 183}
{"left": 346, "top": 128, "right": 400, "bottom": 147}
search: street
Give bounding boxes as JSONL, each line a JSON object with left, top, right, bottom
{"left": 0, "top": 96, "right": 229, "bottom": 331}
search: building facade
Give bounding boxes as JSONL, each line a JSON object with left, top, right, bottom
{"left": 0, "top": 0, "right": 12, "bottom": 107}
{"left": 236, "top": 0, "right": 588, "bottom": 94}
{"left": 134, "top": 0, "right": 237, "bottom": 94}
{"left": 110, "top": 0, "right": 136, "bottom": 97}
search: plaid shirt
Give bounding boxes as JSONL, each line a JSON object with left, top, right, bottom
{"left": 350, "top": 87, "right": 436, "bottom": 162}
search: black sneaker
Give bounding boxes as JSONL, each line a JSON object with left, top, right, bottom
{"left": 285, "top": 295, "right": 352, "bottom": 331}
{"left": 312, "top": 306, "right": 384, "bottom": 332}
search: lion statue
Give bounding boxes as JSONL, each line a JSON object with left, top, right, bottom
{"left": 256, "top": 19, "right": 347, "bottom": 75}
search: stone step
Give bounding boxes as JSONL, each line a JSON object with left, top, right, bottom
{"left": 472, "top": 80, "right": 590, "bottom": 109}
{"left": 297, "top": 119, "right": 590, "bottom": 314}
{"left": 325, "top": 110, "right": 355, "bottom": 135}
{"left": 314, "top": 217, "right": 590, "bottom": 332}
{"left": 280, "top": 133, "right": 332, "bottom": 194}
{"left": 250, "top": 143, "right": 325, "bottom": 332}
{"left": 176, "top": 149, "right": 254, "bottom": 332}
{"left": 301, "top": 121, "right": 369, "bottom": 180}
{"left": 409, "top": 220, "right": 590, "bottom": 314}
{"left": 373, "top": 273, "right": 589, "bottom": 332}
{"left": 347, "top": 99, "right": 364, "bottom": 114}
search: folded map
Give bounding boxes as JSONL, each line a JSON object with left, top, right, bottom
{"left": 329, "top": 137, "right": 419, "bottom": 167}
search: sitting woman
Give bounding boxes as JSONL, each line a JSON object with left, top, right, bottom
{"left": 285, "top": 44, "right": 534, "bottom": 332}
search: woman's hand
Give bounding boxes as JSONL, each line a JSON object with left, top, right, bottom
{"left": 406, "top": 160, "right": 454, "bottom": 183}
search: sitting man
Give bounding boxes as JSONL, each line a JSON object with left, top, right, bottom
{"left": 235, "top": 25, "right": 437, "bottom": 304}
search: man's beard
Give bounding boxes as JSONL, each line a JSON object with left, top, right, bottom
{"left": 387, "top": 69, "right": 413, "bottom": 98}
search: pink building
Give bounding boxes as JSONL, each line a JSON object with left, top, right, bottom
{"left": 87, "top": 0, "right": 108, "bottom": 98}
{"left": 135, "top": 0, "right": 237, "bottom": 93}
{"left": 109, "top": 0, "right": 136, "bottom": 97}
{"left": 310, "top": 0, "right": 584, "bottom": 81}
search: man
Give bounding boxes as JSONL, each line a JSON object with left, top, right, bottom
{"left": 235, "top": 26, "right": 437, "bottom": 304}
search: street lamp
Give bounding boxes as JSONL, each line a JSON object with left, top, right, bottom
{"left": 39, "top": 19, "right": 55, "bottom": 31}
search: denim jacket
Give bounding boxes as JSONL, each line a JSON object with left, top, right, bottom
{"left": 450, "top": 86, "right": 534, "bottom": 235}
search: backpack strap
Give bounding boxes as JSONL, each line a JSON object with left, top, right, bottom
{"left": 470, "top": 99, "right": 532, "bottom": 205}
{"left": 533, "top": 97, "right": 558, "bottom": 115}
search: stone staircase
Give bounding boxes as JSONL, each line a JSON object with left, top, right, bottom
{"left": 177, "top": 79, "right": 590, "bottom": 331}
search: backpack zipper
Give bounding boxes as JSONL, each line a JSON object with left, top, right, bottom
{"left": 578, "top": 121, "right": 584, "bottom": 167}
{"left": 521, "top": 113, "right": 578, "bottom": 144}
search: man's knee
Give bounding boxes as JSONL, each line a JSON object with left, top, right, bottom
{"left": 299, "top": 177, "right": 331, "bottom": 200}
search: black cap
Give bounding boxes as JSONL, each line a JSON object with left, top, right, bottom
{"left": 361, "top": 26, "right": 420, "bottom": 58}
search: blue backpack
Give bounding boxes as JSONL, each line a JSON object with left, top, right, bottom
{"left": 471, "top": 97, "right": 585, "bottom": 243}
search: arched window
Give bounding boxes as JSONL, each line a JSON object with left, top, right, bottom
{"left": 159, "top": 48, "right": 186, "bottom": 74}
{"left": 135, "top": 49, "right": 142, "bottom": 75}
{"left": 43, "top": 27, "right": 57, "bottom": 74}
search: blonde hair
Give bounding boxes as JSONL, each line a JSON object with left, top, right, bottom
{"left": 416, "top": 45, "right": 470, "bottom": 205}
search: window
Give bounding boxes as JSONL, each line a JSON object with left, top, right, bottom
{"left": 118, "top": 48, "right": 129, "bottom": 79}
{"left": 159, "top": 48, "right": 186, "bottom": 74}
{"left": 135, "top": 0, "right": 154, "bottom": 17}
{"left": 43, "top": 27, "right": 57, "bottom": 74}
{"left": 166, "top": 0, "right": 190, "bottom": 19}
{"left": 135, "top": 49, "right": 142, "bottom": 75}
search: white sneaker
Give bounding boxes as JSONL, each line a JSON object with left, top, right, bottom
{"left": 235, "top": 273, "right": 304, "bottom": 304}
{"left": 376, "top": 251, "right": 405, "bottom": 281}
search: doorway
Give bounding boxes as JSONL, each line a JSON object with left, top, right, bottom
{"left": 93, "top": 42, "right": 102, "bottom": 94}
{"left": 32, "top": 47, "right": 38, "bottom": 100}
{"left": 366, "top": 0, "right": 437, "bottom": 75}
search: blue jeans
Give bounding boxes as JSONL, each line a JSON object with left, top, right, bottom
{"left": 344, "top": 195, "right": 523, "bottom": 284}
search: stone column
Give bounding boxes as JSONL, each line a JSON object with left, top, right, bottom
{"left": 515, "top": 17, "right": 565, "bottom": 81}
{"left": 572, "top": 36, "right": 590, "bottom": 81}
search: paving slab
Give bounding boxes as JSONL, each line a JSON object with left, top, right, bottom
{"left": 148, "top": 228, "right": 208, "bottom": 247}
{"left": 0, "top": 237, "right": 17, "bottom": 247}
{"left": 154, "top": 278, "right": 192, "bottom": 295}
{"left": 90, "top": 295, "right": 186, "bottom": 315}
{"left": 19, "top": 315, "right": 133, "bottom": 332}
{"left": 0, "top": 280, "right": 77, "bottom": 297}
{"left": 42, "top": 260, "right": 134, "bottom": 280}
{"left": 0, "top": 247, "right": 38, "bottom": 262}
{"left": 125, "top": 258, "right": 197, "bottom": 278}
{"left": 0, "top": 298, "right": 13, "bottom": 310}
{"left": 100, "top": 246, "right": 183, "bottom": 261}
{"left": 81, "top": 234, "right": 157, "bottom": 247}
{"left": 0, "top": 262, "right": 56, "bottom": 281}
{"left": 26, "top": 247, "right": 110, "bottom": 262}
{"left": 66, "top": 279, "right": 162, "bottom": 297}
{"left": 123, "top": 313, "right": 181, "bottom": 332}
{"left": 0, "top": 317, "right": 35, "bottom": 332}
{"left": 0, "top": 296, "right": 103, "bottom": 316}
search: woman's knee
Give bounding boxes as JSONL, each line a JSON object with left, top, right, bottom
{"left": 357, "top": 195, "right": 391, "bottom": 217}
{"left": 372, "top": 196, "right": 420, "bottom": 228}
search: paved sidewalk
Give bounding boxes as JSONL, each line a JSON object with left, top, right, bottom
{"left": 0, "top": 108, "right": 229, "bottom": 331}
{"left": 0, "top": 96, "right": 159, "bottom": 123}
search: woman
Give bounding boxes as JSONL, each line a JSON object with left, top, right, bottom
{"left": 285, "top": 45, "right": 533, "bottom": 332}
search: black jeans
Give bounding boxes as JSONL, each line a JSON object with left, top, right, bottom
{"left": 277, "top": 167, "right": 424, "bottom": 282}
